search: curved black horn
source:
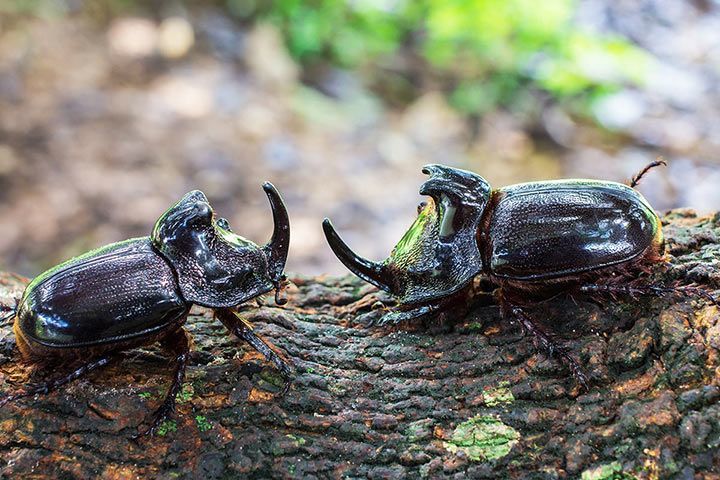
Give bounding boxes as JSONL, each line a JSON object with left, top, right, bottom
{"left": 262, "top": 182, "right": 290, "bottom": 284}
{"left": 322, "top": 218, "right": 393, "bottom": 293}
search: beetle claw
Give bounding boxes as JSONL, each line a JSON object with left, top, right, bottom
{"left": 131, "top": 423, "right": 160, "bottom": 441}
{"left": 132, "top": 400, "right": 178, "bottom": 441}
{"left": 273, "top": 275, "right": 290, "bottom": 306}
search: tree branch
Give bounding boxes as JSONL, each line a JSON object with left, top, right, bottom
{"left": 1, "top": 210, "right": 719, "bottom": 478}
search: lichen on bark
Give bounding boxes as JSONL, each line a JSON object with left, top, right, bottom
{"left": 0, "top": 210, "right": 719, "bottom": 479}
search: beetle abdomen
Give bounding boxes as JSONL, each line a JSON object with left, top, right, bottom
{"left": 16, "top": 238, "right": 188, "bottom": 348}
{"left": 486, "top": 180, "right": 663, "bottom": 281}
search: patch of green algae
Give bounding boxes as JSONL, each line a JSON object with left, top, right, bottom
{"left": 483, "top": 382, "right": 514, "bottom": 407}
{"left": 444, "top": 415, "right": 520, "bottom": 461}
{"left": 156, "top": 420, "right": 177, "bottom": 437}
{"left": 581, "top": 462, "right": 638, "bottom": 480}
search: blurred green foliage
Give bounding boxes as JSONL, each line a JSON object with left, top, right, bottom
{"left": 1, "top": 0, "right": 652, "bottom": 117}
{"left": 0, "top": 0, "right": 59, "bottom": 15}
{"left": 245, "top": 0, "right": 652, "bottom": 115}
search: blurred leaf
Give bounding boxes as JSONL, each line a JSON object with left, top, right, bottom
{"left": 257, "top": 0, "right": 652, "bottom": 118}
{"left": 9, "top": 0, "right": 655, "bottom": 121}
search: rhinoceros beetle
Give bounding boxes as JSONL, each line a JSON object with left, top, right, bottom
{"left": 0, "top": 183, "right": 292, "bottom": 436}
{"left": 323, "top": 162, "right": 716, "bottom": 387}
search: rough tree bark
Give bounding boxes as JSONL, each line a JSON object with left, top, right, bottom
{"left": 0, "top": 210, "right": 719, "bottom": 479}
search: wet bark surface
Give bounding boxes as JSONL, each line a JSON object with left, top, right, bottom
{"left": 1, "top": 210, "right": 719, "bottom": 479}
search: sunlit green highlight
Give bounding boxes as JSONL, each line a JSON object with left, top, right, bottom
{"left": 390, "top": 201, "right": 436, "bottom": 260}
{"left": 581, "top": 462, "right": 637, "bottom": 480}
{"left": 216, "top": 224, "right": 256, "bottom": 248}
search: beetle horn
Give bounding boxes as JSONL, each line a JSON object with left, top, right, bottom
{"left": 322, "top": 219, "right": 394, "bottom": 293}
{"left": 262, "top": 182, "right": 290, "bottom": 287}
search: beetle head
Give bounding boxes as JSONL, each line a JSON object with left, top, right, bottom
{"left": 152, "top": 184, "right": 290, "bottom": 308}
{"left": 323, "top": 164, "right": 490, "bottom": 319}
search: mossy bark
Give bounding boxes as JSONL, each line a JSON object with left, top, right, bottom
{"left": 1, "top": 210, "right": 719, "bottom": 479}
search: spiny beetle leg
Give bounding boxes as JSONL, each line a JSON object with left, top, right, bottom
{"left": 373, "top": 285, "right": 475, "bottom": 327}
{"left": 0, "top": 302, "right": 16, "bottom": 327}
{"left": 0, "top": 355, "right": 114, "bottom": 408}
{"left": 134, "top": 327, "right": 191, "bottom": 439}
{"left": 501, "top": 300, "right": 590, "bottom": 390}
{"left": 579, "top": 283, "right": 720, "bottom": 308}
{"left": 215, "top": 308, "right": 294, "bottom": 394}
{"left": 374, "top": 303, "right": 442, "bottom": 326}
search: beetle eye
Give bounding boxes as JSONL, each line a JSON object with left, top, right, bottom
{"left": 216, "top": 217, "right": 232, "bottom": 231}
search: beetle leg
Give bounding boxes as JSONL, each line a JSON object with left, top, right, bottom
{"left": 0, "top": 311, "right": 14, "bottom": 335}
{"left": 501, "top": 301, "right": 590, "bottom": 390}
{"left": 215, "top": 308, "right": 294, "bottom": 394}
{"left": 373, "top": 284, "right": 477, "bottom": 326}
{"left": 0, "top": 299, "right": 18, "bottom": 327}
{"left": 579, "top": 283, "right": 719, "bottom": 308}
{"left": 375, "top": 302, "right": 443, "bottom": 326}
{"left": 0, "top": 355, "right": 114, "bottom": 408}
{"left": 135, "top": 327, "right": 191, "bottom": 438}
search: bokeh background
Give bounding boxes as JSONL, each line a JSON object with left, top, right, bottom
{"left": 0, "top": 0, "right": 719, "bottom": 277}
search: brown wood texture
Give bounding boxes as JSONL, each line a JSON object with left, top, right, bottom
{"left": 0, "top": 210, "right": 719, "bottom": 479}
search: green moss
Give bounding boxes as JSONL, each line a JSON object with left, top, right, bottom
{"left": 137, "top": 391, "right": 153, "bottom": 399}
{"left": 612, "top": 441, "right": 633, "bottom": 456}
{"left": 176, "top": 384, "right": 194, "bottom": 404}
{"left": 483, "top": 383, "right": 514, "bottom": 407}
{"left": 156, "top": 420, "right": 177, "bottom": 437}
{"left": 444, "top": 415, "right": 520, "bottom": 461}
{"left": 260, "top": 368, "right": 286, "bottom": 389}
{"left": 327, "top": 382, "right": 347, "bottom": 396}
{"left": 195, "top": 415, "right": 212, "bottom": 432}
{"left": 467, "top": 322, "right": 484, "bottom": 332}
{"left": 286, "top": 434, "right": 306, "bottom": 447}
{"left": 405, "top": 419, "right": 433, "bottom": 443}
{"left": 581, "top": 462, "right": 637, "bottom": 480}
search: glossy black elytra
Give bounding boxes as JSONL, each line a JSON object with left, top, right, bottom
{"left": 0, "top": 183, "right": 292, "bottom": 437}
{"left": 323, "top": 162, "right": 716, "bottom": 388}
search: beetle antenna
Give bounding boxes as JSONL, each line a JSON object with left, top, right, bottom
{"left": 629, "top": 158, "right": 667, "bottom": 188}
{"left": 579, "top": 283, "right": 720, "bottom": 308}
